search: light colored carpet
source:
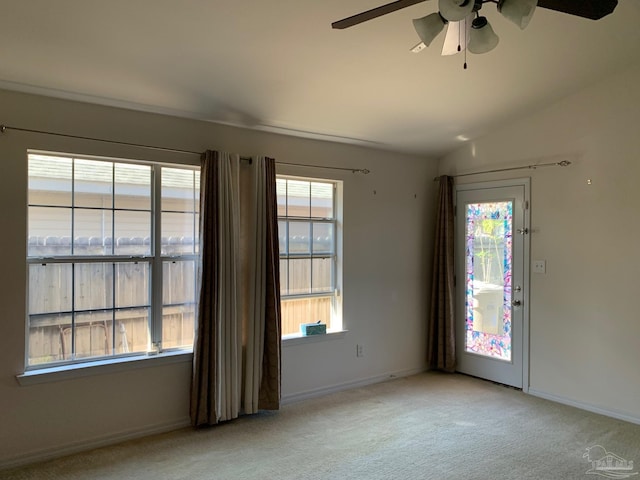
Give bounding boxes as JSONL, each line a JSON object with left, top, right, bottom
{"left": 3, "top": 372, "right": 639, "bottom": 479}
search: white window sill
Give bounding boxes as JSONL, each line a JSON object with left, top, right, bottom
{"left": 282, "top": 330, "right": 348, "bottom": 347}
{"left": 16, "top": 350, "right": 193, "bottom": 386}
{"left": 16, "top": 332, "right": 348, "bottom": 385}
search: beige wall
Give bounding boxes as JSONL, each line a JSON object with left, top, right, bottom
{"left": 439, "top": 64, "right": 640, "bottom": 422}
{"left": 0, "top": 89, "right": 437, "bottom": 466}
{"left": 6, "top": 60, "right": 638, "bottom": 467}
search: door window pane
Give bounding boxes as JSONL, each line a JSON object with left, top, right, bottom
{"left": 464, "top": 201, "right": 513, "bottom": 361}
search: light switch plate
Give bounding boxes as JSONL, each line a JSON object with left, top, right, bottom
{"left": 533, "top": 260, "right": 546, "bottom": 274}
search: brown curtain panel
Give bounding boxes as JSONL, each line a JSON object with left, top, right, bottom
{"left": 191, "top": 151, "right": 281, "bottom": 427}
{"left": 191, "top": 150, "right": 222, "bottom": 426}
{"left": 427, "top": 175, "right": 456, "bottom": 372}
{"left": 258, "top": 157, "right": 281, "bottom": 410}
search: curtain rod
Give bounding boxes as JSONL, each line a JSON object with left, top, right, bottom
{"left": 434, "top": 159, "right": 571, "bottom": 181}
{"left": 0, "top": 124, "right": 371, "bottom": 174}
{"left": 277, "top": 161, "right": 370, "bottom": 175}
{"left": 0, "top": 124, "right": 209, "bottom": 156}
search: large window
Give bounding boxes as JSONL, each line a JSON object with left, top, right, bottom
{"left": 277, "top": 176, "right": 342, "bottom": 336}
{"left": 27, "top": 152, "right": 199, "bottom": 368}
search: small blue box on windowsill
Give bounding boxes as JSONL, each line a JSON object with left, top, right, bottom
{"left": 300, "top": 322, "right": 327, "bottom": 336}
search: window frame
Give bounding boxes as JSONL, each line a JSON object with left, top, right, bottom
{"left": 277, "top": 174, "right": 343, "bottom": 337}
{"left": 25, "top": 150, "right": 200, "bottom": 371}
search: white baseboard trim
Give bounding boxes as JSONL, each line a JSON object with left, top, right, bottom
{"left": 528, "top": 388, "right": 640, "bottom": 426}
{"left": 1, "top": 417, "right": 191, "bottom": 471}
{"left": 282, "top": 366, "right": 427, "bottom": 405}
{"left": 4, "top": 368, "right": 429, "bottom": 470}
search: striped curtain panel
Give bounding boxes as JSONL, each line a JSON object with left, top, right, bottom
{"left": 191, "top": 151, "right": 281, "bottom": 426}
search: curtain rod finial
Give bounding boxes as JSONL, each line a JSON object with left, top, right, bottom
{"left": 0, "top": 125, "right": 6, "bottom": 133}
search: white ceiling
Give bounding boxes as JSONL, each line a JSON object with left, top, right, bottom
{"left": 1, "top": 0, "right": 639, "bottom": 157}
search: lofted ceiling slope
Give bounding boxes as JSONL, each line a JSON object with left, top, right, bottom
{"left": 0, "top": 0, "right": 639, "bottom": 157}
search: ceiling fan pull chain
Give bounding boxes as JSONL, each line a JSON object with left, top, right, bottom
{"left": 463, "top": 17, "right": 468, "bottom": 69}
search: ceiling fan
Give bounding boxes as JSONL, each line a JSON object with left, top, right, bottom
{"left": 332, "top": 0, "right": 618, "bottom": 60}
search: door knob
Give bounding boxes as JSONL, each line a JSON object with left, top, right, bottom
{"left": 512, "top": 299, "right": 522, "bottom": 307}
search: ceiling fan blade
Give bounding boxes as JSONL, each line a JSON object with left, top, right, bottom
{"left": 537, "top": 0, "right": 618, "bottom": 20}
{"left": 332, "top": 0, "right": 429, "bottom": 29}
{"left": 441, "top": 15, "right": 473, "bottom": 56}
{"left": 410, "top": 42, "right": 427, "bottom": 53}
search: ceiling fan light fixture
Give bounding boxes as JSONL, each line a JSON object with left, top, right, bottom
{"left": 412, "top": 12, "right": 447, "bottom": 47}
{"left": 439, "top": 0, "right": 475, "bottom": 22}
{"left": 498, "top": 0, "right": 537, "bottom": 29}
{"left": 467, "top": 16, "right": 499, "bottom": 54}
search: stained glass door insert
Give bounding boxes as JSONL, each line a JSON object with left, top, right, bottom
{"left": 464, "top": 201, "right": 512, "bottom": 361}
{"left": 456, "top": 182, "right": 528, "bottom": 389}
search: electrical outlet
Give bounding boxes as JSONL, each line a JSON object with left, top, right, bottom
{"left": 356, "top": 344, "right": 364, "bottom": 357}
{"left": 533, "top": 260, "right": 546, "bottom": 274}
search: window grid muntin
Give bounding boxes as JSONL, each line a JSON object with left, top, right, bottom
{"left": 277, "top": 176, "right": 336, "bottom": 299}
{"left": 27, "top": 153, "right": 199, "bottom": 369}
{"left": 157, "top": 166, "right": 199, "bottom": 348}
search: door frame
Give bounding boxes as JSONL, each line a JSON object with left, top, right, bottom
{"left": 455, "top": 178, "right": 531, "bottom": 392}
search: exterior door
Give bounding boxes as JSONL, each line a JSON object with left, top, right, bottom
{"left": 455, "top": 180, "right": 529, "bottom": 389}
